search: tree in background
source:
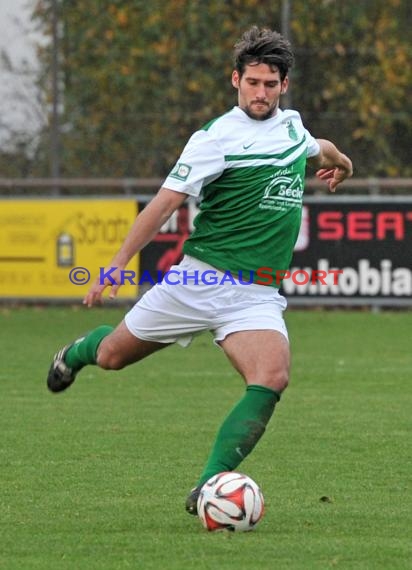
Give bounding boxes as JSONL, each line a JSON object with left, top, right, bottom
{"left": 6, "top": 0, "right": 412, "bottom": 178}
{"left": 291, "top": 0, "right": 412, "bottom": 177}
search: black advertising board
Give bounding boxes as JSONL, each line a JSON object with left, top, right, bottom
{"left": 139, "top": 200, "right": 196, "bottom": 291}
{"left": 139, "top": 196, "right": 412, "bottom": 306}
{"left": 281, "top": 197, "right": 412, "bottom": 304}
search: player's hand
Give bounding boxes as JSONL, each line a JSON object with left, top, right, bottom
{"left": 83, "top": 265, "right": 124, "bottom": 307}
{"left": 316, "top": 160, "right": 353, "bottom": 193}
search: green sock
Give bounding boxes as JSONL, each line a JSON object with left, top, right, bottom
{"left": 197, "top": 385, "right": 280, "bottom": 486}
{"left": 64, "top": 325, "right": 114, "bottom": 371}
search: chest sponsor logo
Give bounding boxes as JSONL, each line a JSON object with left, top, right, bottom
{"left": 259, "top": 173, "right": 304, "bottom": 211}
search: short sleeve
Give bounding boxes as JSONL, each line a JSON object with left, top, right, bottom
{"left": 304, "top": 128, "right": 320, "bottom": 158}
{"left": 162, "top": 130, "right": 225, "bottom": 197}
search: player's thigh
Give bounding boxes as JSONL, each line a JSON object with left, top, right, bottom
{"left": 97, "top": 320, "right": 170, "bottom": 370}
{"left": 219, "top": 330, "right": 290, "bottom": 392}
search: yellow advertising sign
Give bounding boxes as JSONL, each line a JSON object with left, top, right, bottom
{"left": 0, "top": 199, "right": 138, "bottom": 299}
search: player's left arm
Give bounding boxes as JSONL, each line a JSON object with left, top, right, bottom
{"left": 308, "top": 139, "right": 353, "bottom": 193}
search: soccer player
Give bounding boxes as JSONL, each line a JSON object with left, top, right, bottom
{"left": 47, "top": 26, "right": 353, "bottom": 515}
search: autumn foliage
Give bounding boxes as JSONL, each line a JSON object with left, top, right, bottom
{"left": 29, "top": 0, "right": 412, "bottom": 178}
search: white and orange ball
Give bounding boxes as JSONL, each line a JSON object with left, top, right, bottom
{"left": 197, "top": 472, "right": 265, "bottom": 532}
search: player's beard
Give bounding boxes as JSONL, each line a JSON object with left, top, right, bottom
{"left": 243, "top": 100, "right": 278, "bottom": 121}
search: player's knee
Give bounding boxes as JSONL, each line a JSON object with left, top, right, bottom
{"left": 96, "top": 346, "right": 125, "bottom": 370}
{"left": 254, "top": 368, "right": 289, "bottom": 393}
{"left": 271, "top": 369, "right": 289, "bottom": 393}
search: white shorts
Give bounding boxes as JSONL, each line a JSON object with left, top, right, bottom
{"left": 125, "top": 255, "right": 288, "bottom": 347}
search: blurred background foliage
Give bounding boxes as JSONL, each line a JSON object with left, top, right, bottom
{"left": 1, "top": 0, "right": 411, "bottom": 179}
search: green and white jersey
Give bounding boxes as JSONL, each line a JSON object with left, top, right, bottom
{"left": 163, "top": 106, "right": 320, "bottom": 285}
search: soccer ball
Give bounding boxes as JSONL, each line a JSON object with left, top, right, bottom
{"left": 197, "top": 471, "right": 265, "bottom": 532}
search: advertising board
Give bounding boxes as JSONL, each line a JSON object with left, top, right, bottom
{"left": 0, "top": 199, "right": 138, "bottom": 299}
{"left": 140, "top": 196, "right": 412, "bottom": 306}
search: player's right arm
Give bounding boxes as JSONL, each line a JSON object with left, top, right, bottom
{"left": 84, "top": 128, "right": 223, "bottom": 307}
{"left": 84, "top": 187, "right": 188, "bottom": 307}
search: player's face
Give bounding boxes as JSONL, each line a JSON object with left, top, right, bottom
{"left": 232, "top": 63, "right": 288, "bottom": 121}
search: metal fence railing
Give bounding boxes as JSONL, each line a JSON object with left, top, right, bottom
{"left": 0, "top": 177, "right": 411, "bottom": 196}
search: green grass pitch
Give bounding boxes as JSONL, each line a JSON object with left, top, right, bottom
{"left": 1, "top": 306, "right": 411, "bottom": 570}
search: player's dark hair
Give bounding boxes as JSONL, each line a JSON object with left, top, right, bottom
{"left": 234, "top": 26, "right": 294, "bottom": 80}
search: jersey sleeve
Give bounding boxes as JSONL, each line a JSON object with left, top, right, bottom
{"left": 304, "top": 128, "right": 320, "bottom": 158}
{"left": 162, "top": 130, "right": 225, "bottom": 197}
